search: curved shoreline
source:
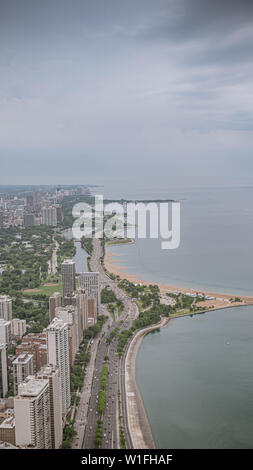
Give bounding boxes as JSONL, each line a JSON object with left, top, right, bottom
{"left": 124, "top": 316, "right": 170, "bottom": 449}
{"left": 104, "top": 241, "right": 253, "bottom": 449}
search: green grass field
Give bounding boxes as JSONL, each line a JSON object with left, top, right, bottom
{"left": 24, "top": 282, "right": 62, "bottom": 297}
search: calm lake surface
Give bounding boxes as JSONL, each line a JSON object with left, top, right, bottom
{"left": 103, "top": 184, "right": 253, "bottom": 447}
{"left": 67, "top": 183, "right": 253, "bottom": 448}
{"left": 106, "top": 185, "right": 253, "bottom": 295}
{"left": 62, "top": 229, "right": 88, "bottom": 273}
{"left": 136, "top": 306, "right": 253, "bottom": 449}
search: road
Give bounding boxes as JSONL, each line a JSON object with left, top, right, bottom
{"left": 74, "top": 238, "right": 138, "bottom": 449}
{"left": 72, "top": 304, "right": 112, "bottom": 449}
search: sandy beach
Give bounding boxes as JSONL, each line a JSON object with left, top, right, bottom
{"left": 105, "top": 241, "right": 253, "bottom": 449}
{"left": 105, "top": 247, "right": 253, "bottom": 311}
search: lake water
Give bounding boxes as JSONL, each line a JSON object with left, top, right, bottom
{"left": 66, "top": 184, "right": 253, "bottom": 448}
{"left": 106, "top": 186, "right": 253, "bottom": 296}
{"left": 102, "top": 183, "right": 253, "bottom": 448}
{"left": 136, "top": 306, "right": 253, "bottom": 449}
{"left": 62, "top": 229, "right": 88, "bottom": 273}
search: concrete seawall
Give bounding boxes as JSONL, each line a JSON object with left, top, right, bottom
{"left": 124, "top": 316, "right": 170, "bottom": 449}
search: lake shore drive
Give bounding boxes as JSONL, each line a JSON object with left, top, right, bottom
{"left": 104, "top": 240, "right": 253, "bottom": 449}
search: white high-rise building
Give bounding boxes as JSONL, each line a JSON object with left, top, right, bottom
{"left": 0, "top": 319, "right": 11, "bottom": 344}
{"left": 37, "top": 365, "right": 63, "bottom": 449}
{"left": 55, "top": 305, "right": 79, "bottom": 365}
{"left": 78, "top": 272, "right": 100, "bottom": 312}
{"left": 11, "top": 318, "right": 26, "bottom": 338}
{"left": 62, "top": 259, "right": 76, "bottom": 300}
{"left": 0, "top": 344, "right": 8, "bottom": 398}
{"left": 76, "top": 288, "right": 88, "bottom": 342}
{"left": 14, "top": 376, "right": 51, "bottom": 448}
{"left": 0, "top": 296, "right": 12, "bottom": 321}
{"left": 13, "top": 353, "right": 34, "bottom": 395}
{"left": 41, "top": 206, "right": 57, "bottom": 226}
{"left": 46, "top": 318, "right": 70, "bottom": 414}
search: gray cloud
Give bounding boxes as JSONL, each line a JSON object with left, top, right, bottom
{"left": 0, "top": 0, "right": 253, "bottom": 185}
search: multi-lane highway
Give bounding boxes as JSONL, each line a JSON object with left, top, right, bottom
{"left": 74, "top": 238, "right": 138, "bottom": 449}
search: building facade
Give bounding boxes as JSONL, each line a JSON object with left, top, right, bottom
{"left": 78, "top": 272, "right": 100, "bottom": 311}
{"left": 0, "top": 296, "right": 12, "bottom": 322}
{"left": 0, "top": 320, "right": 11, "bottom": 345}
{"left": 0, "top": 344, "right": 8, "bottom": 398}
{"left": 13, "top": 353, "right": 34, "bottom": 396}
{"left": 14, "top": 377, "right": 51, "bottom": 449}
{"left": 62, "top": 259, "right": 76, "bottom": 300}
{"left": 41, "top": 206, "right": 57, "bottom": 226}
{"left": 49, "top": 292, "right": 62, "bottom": 323}
{"left": 16, "top": 332, "right": 47, "bottom": 373}
{"left": 37, "top": 365, "right": 63, "bottom": 449}
{"left": 46, "top": 318, "right": 70, "bottom": 414}
{"left": 11, "top": 319, "right": 26, "bottom": 339}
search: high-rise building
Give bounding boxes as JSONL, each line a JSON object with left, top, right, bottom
{"left": 33, "top": 191, "right": 41, "bottom": 209}
{"left": 11, "top": 319, "right": 26, "bottom": 339}
{"left": 37, "top": 365, "right": 62, "bottom": 449}
{"left": 16, "top": 332, "right": 47, "bottom": 373}
{"left": 0, "top": 211, "right": 4, "bottom": 228}
{"left": 25, "top": 195, "right": 34, "bottom": 209}
{"left": 62, "top": 289, "right": 88, "bottom": 345}
{"left": 23, "top": 213, "right": 35, "bottom": 227}
{"left": 0, "top": 296, "right": 12, "bottom": 322}
{"left": 0, "top": 410, "right": 15, "bottom": 446}
{"left": 78, "top": 272, "right": 100, "bottom": 315}
{"left": 0, "top": 344, "right": 8, "bottom": 398}
{"left": 76, "top": 288, "right": 88, "bottom": 341}
{"left": 55, "top": 205, "right": 63, "bottom": 223}
{"left": 62, "top": 259, "right": 76, "bottom": 300}
{"left": 0, "top": 320, "right": 11, "bottom": 345}
{"left": 55, "top": 306, "right": 78, "bottom": 366}
{"left": 41, "top": 206, "right": 57, "bottom": 226}
{"left": 49, "top": 292, "right": 62, "bottom": 323}
{"left": 14, "top": 376, "right": 51, "bottom": 448}
{"left": 47, "top": 318, "right": 70, "bottom": 414}
{"left": 88, "top": 296, "right": 97, "bottom": 324}
{"left": 13, "top": 353, "right": 34, "bottom": 395}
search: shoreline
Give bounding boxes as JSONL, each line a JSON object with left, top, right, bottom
{"left": 105, "top": 241, "right": 253, "bottom": 449}
{"left": 124, "top": 316, "right": 171, "bottom": 449}
{"left": 125, "top": 301, "right": 253, "bottom": 450}
{"left": 105, "top": 245, "right": 253, "bottom": 310}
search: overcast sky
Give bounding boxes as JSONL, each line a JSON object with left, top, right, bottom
{"left": 0, "top": 0, "right": 253, "bottom": 187}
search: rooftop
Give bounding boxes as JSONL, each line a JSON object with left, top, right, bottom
{"left": 17, "top": 376, "right": 48, "bottom": 397}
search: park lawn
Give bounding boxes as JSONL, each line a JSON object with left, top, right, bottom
{"left": 135, "top": 299, "right": 143, "bottom": 312}
{"left": 24, "top": 282, "right": 62, "bottom": 297}
{"left": 106, "top": 238, "right": 133, "bottom": 246}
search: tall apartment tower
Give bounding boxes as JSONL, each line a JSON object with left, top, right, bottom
{"left": 78, "top": 272, "right": 100, "bottom": 312}
{"left": 14, "top": 376, "right": 51, "bottom": 449}
{"left": 88, "top": 295, "right": 98, "bottom": 324}
{"left": 0, "top": 296, "right": 12, "bottom": 321}
{"left": 11, "top": 318, "right": 26, "bottom": 338}
{"left": 23, "top": 213, "right": 35, "bottom": 227}
{"left": 46, "top": 318, "right": 71, "bottom": 414}
{"left": 37, "top": 365, "right": 63, "bottom": 449}
{"left": 55, "top": 305, "right": 79, "bottom": 366}
{"left": 13, "top": 353, "right": 34, "bottom": 395}
{"left": 0, "top": 211, "right": 4, "bottom": 228}
{"left": 49, "top": 292, "right": 62, "bottom": 322}
{"left": 62, "top": 259, "right": 76, "bottom": 300}
{"left": 0, "top": 344, "right": 8, "bottom": 398}
{"left": 0, "top": 319, "right": 11, "bottom": 344}
{"left": 41, "top": 206, "right": 57, "bottom": 226}
{"left": 76, "top": 288, "right": 88, "bottom": 340}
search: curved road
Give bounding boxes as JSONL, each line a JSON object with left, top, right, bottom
{"left": 74, "top": 239, "right": 138, "bottom": 449}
